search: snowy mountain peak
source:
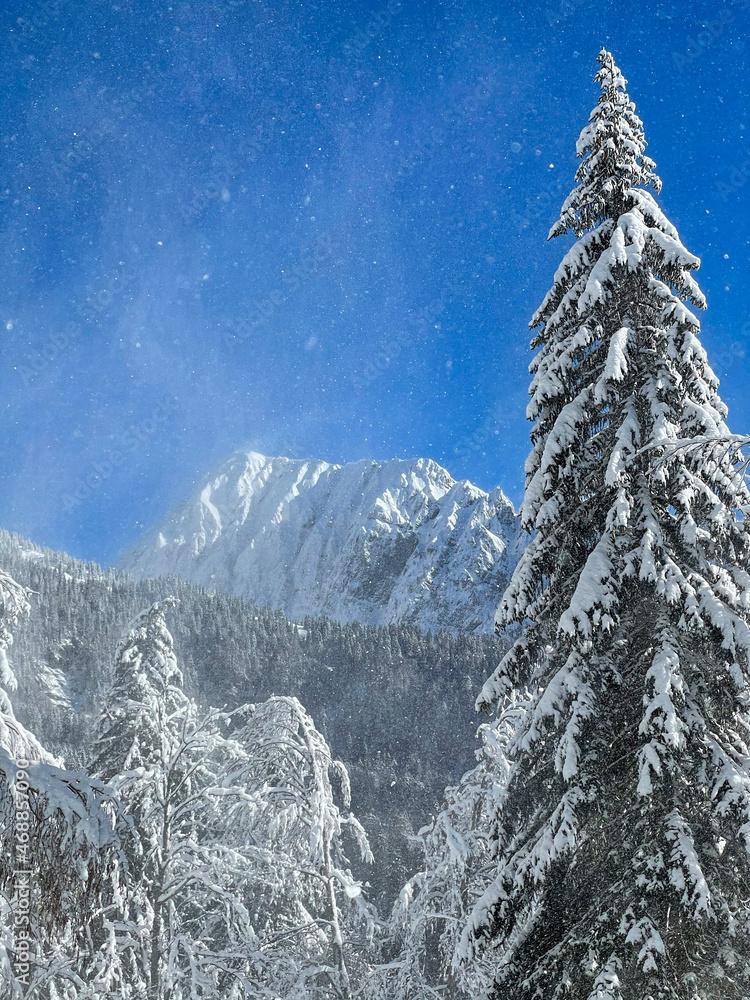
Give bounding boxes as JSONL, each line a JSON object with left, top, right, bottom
{"left": 118, "top": 452, "right": 524, "bottom": 633}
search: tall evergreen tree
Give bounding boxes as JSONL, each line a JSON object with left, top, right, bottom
{"left": 459, "top": 49, "right": 750, "bottom": 999}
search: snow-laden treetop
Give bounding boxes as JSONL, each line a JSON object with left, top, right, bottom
{"left": 551, "top": 47, "right": 661, "bottom": 240}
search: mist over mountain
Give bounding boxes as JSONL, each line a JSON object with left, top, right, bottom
{"left": 118, "top": 451, "right": 525, "bottom": 633}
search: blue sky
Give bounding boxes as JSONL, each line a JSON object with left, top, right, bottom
{"left": 0, "top": 0, "right": 748, "bottom": 564}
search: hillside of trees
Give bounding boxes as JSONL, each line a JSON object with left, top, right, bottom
{"left": 0, "top": 529, "right": 506, "bottom": 909}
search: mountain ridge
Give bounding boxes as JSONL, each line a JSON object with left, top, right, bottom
{"left": 118, "top": 451, "right": 525, "bottom": 633}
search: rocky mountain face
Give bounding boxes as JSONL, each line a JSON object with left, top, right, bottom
{"left": 118, "top": 451, "right": 525, "bottom": 633}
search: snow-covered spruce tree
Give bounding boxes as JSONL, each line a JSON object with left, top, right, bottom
{"left": 460, "top": 49, "right": 750, "bottom": 999}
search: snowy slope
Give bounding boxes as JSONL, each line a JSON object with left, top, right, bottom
{"left": 118, "top": 452, "right": 525, "bottom": 633}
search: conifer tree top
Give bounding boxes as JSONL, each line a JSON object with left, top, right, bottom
{"left": 114, "top": 596, "right": 182, "bottom": 693}
{"left": 91, "top": 596, "right": 186, "bottom": 781}
{"left": 550, "top": 47, "right": 661, "bottom": 239}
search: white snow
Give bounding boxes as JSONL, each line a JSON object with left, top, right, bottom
{"left": 118, "top": 452, "right": 525, "bottom": 633}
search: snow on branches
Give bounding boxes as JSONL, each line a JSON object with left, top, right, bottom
{"left": 462, "top": 48, "right": 750, "bottom": 1000}
{"left": 375, "top": 693, "right": 529, "bottom": 1000}
{"left": 88, "top": 600, "right": 376, "bottom": 1000}
{"left": 0, "top": 569, "right": 130, "bottom": 999}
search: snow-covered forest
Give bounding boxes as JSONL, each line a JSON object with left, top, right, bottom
{"left": 3, "top": 38, "right": 750, "bottom": 1000}
{"left": 0, "top": 528, "right": 505, "bottom": 909}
